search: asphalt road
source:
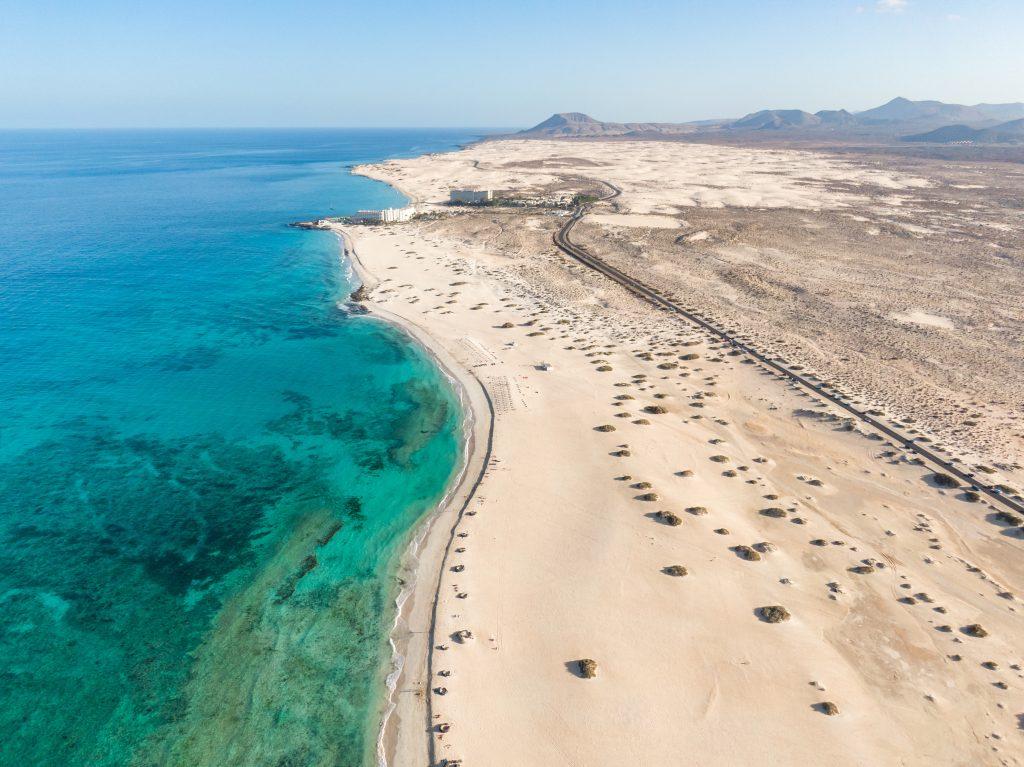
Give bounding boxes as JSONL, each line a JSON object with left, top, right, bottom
{"left": 553, "top": 181, "right": 1024, "bottom": 518}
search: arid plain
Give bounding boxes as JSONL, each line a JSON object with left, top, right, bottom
{"left": 339, "top": 138, "right": 1024, "bottom": 766}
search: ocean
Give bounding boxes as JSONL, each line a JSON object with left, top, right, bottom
{"left": 0, "top": 128, "right": 484, "bottom": 766}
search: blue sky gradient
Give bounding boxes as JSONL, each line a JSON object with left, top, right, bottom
{"left": 1, "top": 0, "right": 1021, "bottom": 127}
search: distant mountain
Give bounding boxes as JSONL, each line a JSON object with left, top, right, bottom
{"left": 815, "top": 109, "right": 858, "bottom": 126}
{"left": 904, "top": 118, "right": 1024, "bottom": 144}
{"left": 727, "top": 99, "right": 1024, "bottom": 133}
{"left": 519, "top": 98, "right": 1024, "bottom": 141}
{"left": 727, "top": 108, "right": 861, "bottom": 131}
{"left": 731, "top": 110, "right": 821, "bottom": 130}
{"left": 971, "top": 103, "right": 1024, "bottom": 122}
{"left": 522, "top": 113, "right": 612, "bottom": 136}
{"left": 520, "top": 112, "right": 696, "bottom": 138}
{"left": 857, "top": 97, "right": 1024, "bottom": 126}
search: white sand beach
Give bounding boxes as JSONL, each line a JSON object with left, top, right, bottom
{"left": 338, "top": 138, "right": 1024, "bottom": 767}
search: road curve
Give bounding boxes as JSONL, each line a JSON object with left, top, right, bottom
{"left": 553, "top": 181, "right": 1024, "bottom": 518}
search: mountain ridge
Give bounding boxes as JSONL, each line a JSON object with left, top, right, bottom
{"left": 857, "top": 97, "right": 1024, "bottom": 125}
{"left": 519, "top": 98, "right": 1024, "bottom": 142}
{"left": 521, "top": 112, "right": 696, "bottom": 138}
{"left": 904, "top": 118, "right": 1024, "bottom": 144}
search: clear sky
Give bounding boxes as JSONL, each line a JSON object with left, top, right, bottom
{"left": 1, "top": 0, "right": 1021, "bottom": 128}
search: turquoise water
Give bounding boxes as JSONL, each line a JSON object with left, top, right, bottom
{"left": 0, "top": 129, "right": 483, "bottom": 766}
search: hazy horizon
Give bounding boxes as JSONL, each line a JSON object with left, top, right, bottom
{"left": 2, "top": 94, "right": 1022, "bottom": 132}
{"left": 2, "top": 0, "right": 1022, "bottom": 129}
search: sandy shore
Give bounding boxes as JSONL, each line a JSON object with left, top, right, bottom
{"left": 329, "top": 229, "right": 493, "bottom": 767}
{"left": 339, "top": 139, "right": 1023, "bottom": 766}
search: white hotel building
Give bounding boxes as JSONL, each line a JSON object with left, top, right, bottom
{"left": 449, "top": 189, "right": 493, "bottom": 204}
{"left": 352, "top": 206, "right": 416, "bottom": 223}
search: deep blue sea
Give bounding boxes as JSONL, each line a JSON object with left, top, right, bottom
{"left": 0, "top": 129, "right": 483, "bottom": 766}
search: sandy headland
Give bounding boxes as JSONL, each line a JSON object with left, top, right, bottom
{"left": 334, "top": 137, "right": 1022, "bottom": 766}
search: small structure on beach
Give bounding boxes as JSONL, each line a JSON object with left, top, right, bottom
{"left": 352, "top": 206, "right": 416, "bottom": 224}
{"left": 449, "top": 189, "right": 493, "bottom": 205}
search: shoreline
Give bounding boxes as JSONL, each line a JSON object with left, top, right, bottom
{"left": 329, "top": 138, "right": 1024, "bottom": 767}
{"left": 331, "top": 226, "right": 494, "bottom": 767}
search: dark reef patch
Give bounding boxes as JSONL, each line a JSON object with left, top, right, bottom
{"left": 0, "top": 424, "right": 310, "bottom": 765}
{"left": 150, "top": 345, "right": 225, "bottom": 373}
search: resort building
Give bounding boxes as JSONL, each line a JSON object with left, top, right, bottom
{"left": 450, "top": 189, "right": 493, "bottom": 205}
{"left": 352, "top": 206, "right": 416, "bottom": 223}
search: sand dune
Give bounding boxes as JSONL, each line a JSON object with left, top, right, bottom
{"left": 359, "top": 138, "right": 1024, "bottom": 475}
{"left": 343, "top": 139, "right": 1024, "bottom": 766}
{"left": 360, "top": 138, "right": 933, "bottom": 214}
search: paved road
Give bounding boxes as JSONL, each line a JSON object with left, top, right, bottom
{"left": 553, "top": 181, "right": 1024, "bottom": 518}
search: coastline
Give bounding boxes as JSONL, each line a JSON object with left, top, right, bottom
{"left": 321, "top": 138, "right": 1024, "bottom": 766}
{"left": 332, "top": 225, "right": 493, "bottom": 767}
